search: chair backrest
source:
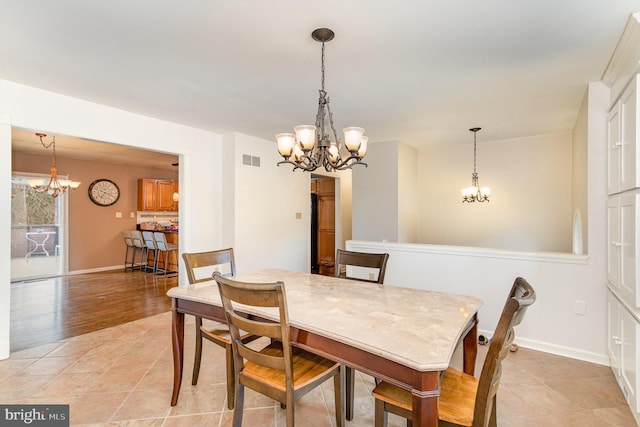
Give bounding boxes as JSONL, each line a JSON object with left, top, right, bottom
{"left": 142, "top": 231, "right": 157, "bottom": 250}
{"left": 130, "top": 231, "right": 145, "bottom": 249}
{"left": 335, "top": 249, "right": 389, "bottom": 284}
{"left": 214, "top": 273, "right": 294, "bottom": 389}
{"left": 122, "top": 230, "right": 134, "bottom": 247}
{"left": 153, "top": 231, "right": 168, "bottom": 251}
{"left": 473, "top": 277, "right": 536, "bottom": 427}
{"left": 182, "top": 248, "right": 236, "bottom": 284}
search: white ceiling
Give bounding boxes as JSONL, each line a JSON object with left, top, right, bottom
{"left": 4, "top": 0, "right": 640, "bottom": 163}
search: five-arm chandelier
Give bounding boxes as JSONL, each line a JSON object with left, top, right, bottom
{"left": 276, "top": 28, "right": 368, "bottom": 172}
{"left": 28, "top": 133, "right": 81, "bottom": 198}
{"left": 461, "top": 127, "right": 491, "bottom": 203}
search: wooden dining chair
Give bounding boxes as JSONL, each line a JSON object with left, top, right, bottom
{"left": 372, "top": 277, "right": 536, "bottom": 427}
{"left": 213, "top": 272, "right": 345, "bottom": 427}
{"left": 335, "top": 248, "right": 389, "bottom": 284}
{"left": 181, "top": 249, "right": 258, "bottom": 409}
{"left": 335, "top": 248, "right": 389, "bottom": 420}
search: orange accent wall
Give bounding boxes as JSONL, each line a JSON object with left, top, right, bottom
{"left": 12, "top": 150, "right": 178, "bottom": 272}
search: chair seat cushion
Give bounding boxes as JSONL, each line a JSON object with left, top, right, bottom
{"left": 242, "top": 341, "right": 340, "bottom": 392}
{"left": 372, "top": 367, "right": 477, "bottom": 427}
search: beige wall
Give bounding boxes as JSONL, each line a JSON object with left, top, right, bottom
{"left": 12, "top": 150, "right": 178, "bottom": 271}
{"left": 418, "top": 133, "right": 573, "bottom": 252}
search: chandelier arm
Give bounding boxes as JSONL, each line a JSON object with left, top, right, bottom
{"left": 328, "top": 155, "right": 368, "bottom": 170}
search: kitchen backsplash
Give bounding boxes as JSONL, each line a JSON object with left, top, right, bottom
{"left": 137, "top": 212, "right": 179, "bottom": 224}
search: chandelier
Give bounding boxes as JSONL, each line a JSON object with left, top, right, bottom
{"left": 276, "top": 28, "right": 368, "bottom": 172}
{"left": 461, "top": 127, "right": 491, "bottom": 203}
{"left": 28, "top": 133, "right": 81, "bottom": 198}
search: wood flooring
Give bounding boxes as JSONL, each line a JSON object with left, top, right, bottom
{"left": 10, "top": 269, "right": 176, "bottom": 352}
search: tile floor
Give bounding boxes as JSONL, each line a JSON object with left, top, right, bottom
{"left": 1, "top": 312, "right": 637, "bottom": 426}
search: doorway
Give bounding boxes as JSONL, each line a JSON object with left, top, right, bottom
{"left": 310, "top": 175, "right": 336, "bottom": 276}
{"left": 10, "top": 174, "right": 66, "bottom": 281}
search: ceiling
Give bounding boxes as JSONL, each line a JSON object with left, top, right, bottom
{"left": 4, "top": 0, "right": 640, "bottom": 163}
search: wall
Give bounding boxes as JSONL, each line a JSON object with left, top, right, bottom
{"left": 398, "top": 142, "right": 418, "bottom": 242}
{"left": 0, "top": 78, "right": 222, "bottom": 359}
{"left": 12, "top": 150, "right": 177, "bottom": 271}
{"left": 225, "top": 132, "right": 310, "bottom": 274}
{"left": 347, "top": 81, "right": 610, "bottom": 364}
{"left": 418, "top": 133, "right": 574, "bottom": 252}
{"left": 572, "top": 91, "right": 589, "bottom": 252}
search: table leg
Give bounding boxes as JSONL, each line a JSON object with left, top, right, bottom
{"left": 462, "top": 315, "right": 478, "bottom": 376}
{"left": 412, "top": 391, "right": 438, "bottom": 427}
{"left": 171, "top": 305, "right": 185, "bottom": 406}
{"left": 345, "top": 366, "right": 354, "bottom": 420}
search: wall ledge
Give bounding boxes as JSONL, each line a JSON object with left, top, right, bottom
{"left": 347, "top": 240, "right": 589, "bottom": 265}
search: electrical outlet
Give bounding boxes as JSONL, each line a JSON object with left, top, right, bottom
{"left": 574, "top": 300, "right": 587, "bottom": 316}
{"left": 115, "top": 212, "right": 122, "bottom": 218}
{"left": 369, "top": 272, "right": 376, "bottom": 281}
{"left": 296, "top": 212, "right": 302, "bottom": 219}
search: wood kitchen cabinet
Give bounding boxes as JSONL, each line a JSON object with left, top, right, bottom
{"left": 137, "top": 179, "right": 178, "bottom": 211}
{"left": 315, "top": 177, "right": 336, "bottom": 276}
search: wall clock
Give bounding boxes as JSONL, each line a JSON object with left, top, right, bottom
{"left": 88, "top": 179, "right": 120, "bottom": 206}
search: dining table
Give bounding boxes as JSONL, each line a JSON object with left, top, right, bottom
{"left": 167, "top": 269, "right": 482, "bottom": 427}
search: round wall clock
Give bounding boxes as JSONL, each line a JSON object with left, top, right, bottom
{"left": 88, "top": 179, "right": 120, "bottom": 206}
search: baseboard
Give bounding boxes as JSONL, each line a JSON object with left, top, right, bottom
{"left": 68, "top": 265, "right": 124, "bottom": 275}
{"left": 478, "top": 328, "right": 610, "bottom": 366}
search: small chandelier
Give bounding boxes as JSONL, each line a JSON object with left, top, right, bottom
{"left": 28, "top": 133, "right": 81, "bottom": 198}
{"left": 461, "top": 127, "right": 490, "bottom": 203}
{"left": 276, "top": 28, "right": 368, "bottom": 172}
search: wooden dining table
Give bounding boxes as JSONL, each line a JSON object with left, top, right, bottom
{"left": 167, "top": 269, "right": 482, "bottom": 427}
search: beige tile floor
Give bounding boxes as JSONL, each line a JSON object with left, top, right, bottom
{"left": 1, "top": 312, "right": 637, "bottom": 426}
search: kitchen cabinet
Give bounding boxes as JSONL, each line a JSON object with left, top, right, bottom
{"left": 137, "top": 179, "right": 178, "bottom": 211}
{"left": 315, "top": 177, "right": 335, "bottom": 276}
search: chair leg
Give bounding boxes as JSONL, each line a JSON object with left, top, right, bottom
{"left": 374, "top": 398, "right": 387, "bottom": 427}
{"left": 192, "top": 317, "right": 203, "bottom": 385}
{"left": 489, "top": 396, "right": 497, "bottom": 427}
{"left": 345, "top": 366, "right": 355, "bottom": 421}
{"left": 285, "top": 391, "right": 295, "bottom": 427}
{"left": 224, "top": 344, "right": 235, "bottom": 409}
{"left": 232, "top": 383, "right": 244, "bottom": 427}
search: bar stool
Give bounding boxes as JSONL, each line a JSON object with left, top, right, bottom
{"left": 141, "top": 231, "right": 159, "bottom": 273}
{"left": 153, "top": 232, "right": 178, "bottom": 276}
{"left": 123, "top": 231, "right": 136, "bottom": 270}
{"left": 130, "top": 231, "right": 146, "bottom": 270}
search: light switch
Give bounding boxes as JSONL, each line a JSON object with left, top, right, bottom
{"left": 295, "top": 212, "right": 302, "bottom": 219}
{"left": 130, "top": 212, "right": 135, "bottom": 218}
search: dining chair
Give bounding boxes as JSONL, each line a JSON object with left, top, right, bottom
{"left": 213, "top": 272, "right": 345, "bottom": 427}
{"left": 335, "top": 248, "right": 389, "bottom": 420}
{"left": 181, "top": 249, "right": 258, "bottom": 409}
{"left": 335, "top": 248, "right": 389, "bottom": 284}
{"left": 372, "top": 276, "right": 536, "bottom": 427}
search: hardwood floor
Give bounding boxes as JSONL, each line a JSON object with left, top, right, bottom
{"left": 10, "top": 269, "right": 176, "bottom": 352}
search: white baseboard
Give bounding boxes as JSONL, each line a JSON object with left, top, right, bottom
{"left": 478, "top": 328, "right": 610, "bottom": 366}
{"left": 68, "top": 265, "right": 124, "bottom": 275}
